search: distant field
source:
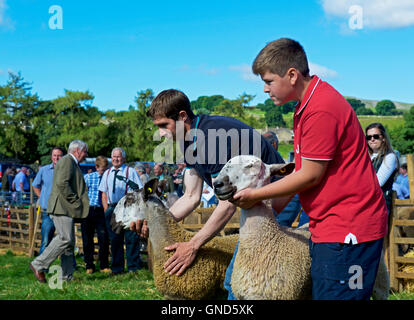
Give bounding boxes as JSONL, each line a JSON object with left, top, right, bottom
{"left": 246, "top": 107, "right": 405, "bottom": 132}
{"left": 357, "top": 115, "right": 405, "bottom": 131}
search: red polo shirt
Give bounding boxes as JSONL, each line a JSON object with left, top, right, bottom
{"left": 294, "top": 76, "right": 387, "bottom": 243}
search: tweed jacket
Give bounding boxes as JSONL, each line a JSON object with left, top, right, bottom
{"left": 47, "top": 154, "right": 89, "bottom": 219}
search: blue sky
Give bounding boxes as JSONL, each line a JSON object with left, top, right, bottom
{"left": 1, "top": 0, "right": 413, "bottom": 111}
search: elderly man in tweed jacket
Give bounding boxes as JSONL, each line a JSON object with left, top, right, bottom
{"left": 30, "top": 140, "right": 89, "bottom": 283}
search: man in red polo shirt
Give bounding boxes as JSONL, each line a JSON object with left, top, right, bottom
{"left": 233, "top": 38, "right": 388, "bottom": 300}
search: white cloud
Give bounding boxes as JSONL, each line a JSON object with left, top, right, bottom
{"left": 0, "top": 0, "right": 14, "bottom": 30}
{"left": 321, "top": 0, "right": 414, "bottom": 29}
{"left": 176, "top": 64, "right": 220, "bottom": 76}
{"left": 309, "top": 62, "right": 338, "bottom": 79}
{"left": 228, "top": 64, "right": 260, "bottom": 82}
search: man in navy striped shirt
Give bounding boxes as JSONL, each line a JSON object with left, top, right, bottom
{"left": 81, "top": 156, "right": 110, "bottom": 274}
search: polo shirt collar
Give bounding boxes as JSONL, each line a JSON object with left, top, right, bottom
{"left": 294, "top": 75, "right": 321, "bottom": 117}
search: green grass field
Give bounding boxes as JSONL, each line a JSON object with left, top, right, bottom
{"left": 0, "top": 250, "right": 163, "bottom": 300}
{"left": 1, "top": 249, "right": 413, "bottom": 300}
{"left": 357, "top": 115, "right": 405, "bottom": 131}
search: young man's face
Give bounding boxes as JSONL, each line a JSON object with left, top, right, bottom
{"left": 261, "top": 71, "right": 295, "bottom": 106}
{"left": 153, "top": 117, "right": 178, "bottom": 139}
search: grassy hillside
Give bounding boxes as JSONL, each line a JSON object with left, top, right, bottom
{"left": 357, "top": 115, "right": 405, "bottom": 131}
{"left": 345, "top": 96, "right": 413, "bottom": 111}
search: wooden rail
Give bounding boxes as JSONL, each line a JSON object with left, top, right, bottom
{"left": 388, "top": 154, "right": 414, "bottom": 292}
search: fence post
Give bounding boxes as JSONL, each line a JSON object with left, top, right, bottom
{"left": 28, "top": 204, "right": 34, "bottom": 255}
{"left": 30, "top": 178, "right": 34, "bottom": 205}
{"left": 408, "top": 155, "right": 414, "bottom": 200}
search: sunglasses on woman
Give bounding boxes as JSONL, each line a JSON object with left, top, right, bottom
{"left": 366, "top": 134, "right": 382, "bottom": 140}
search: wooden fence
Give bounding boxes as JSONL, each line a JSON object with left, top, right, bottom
{"left": 0, "top": 203, "right": 241, "bottom": 257}
{"left": 387, "top": 154, "right": 414, "bottom": 292}
{"left": 2, "top": 156, "right": 414, "bottom": 294}
{"left": 0, "top": 204, "right": 85, "bottom": 257}
{"left": 0, "top": 204, "right": 34, "bottom": 253}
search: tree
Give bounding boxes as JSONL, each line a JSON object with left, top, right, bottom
{"left": 346, "top": 98, "right": 365, "bottom": 112}
{"left": 191, "top": 95, "right": 224, "bottom": 114}
{"left": 0, "top": 72, "right": 40, "bottom": 162}
{"left": 257, "top": 99, "right": 296, "bottom": 114}
{"left": 107, "top": 89, "right": 157, "bottom": 162}
{"left": 390, "top": 106, "right": 414, "bottom": 154}
{"left": 355, "top": 106, "right": 374, "bottom": 115}
{"left": 376, "top": 100, "right": 398, "bottom": 115}
{"left": 265, "top": 108, "right": 286, "bottom": 128}
{"left": 212, "top": 95, "right": 265, "bottom": 128}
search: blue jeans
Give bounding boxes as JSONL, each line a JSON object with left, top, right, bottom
{"left": 275, "top": 194, "right": 302, "bottom": 227}
{"left": 224, "top": 242, "right": 238, "bottom": 300}
{"left": 309, "top": 238, "right": 383, "bottom": 300}
{"left": 104, "top": 206, "right": 142, "bottom": 273}
{"left": 39, "top": 211, "right": 55, "bottom": 255}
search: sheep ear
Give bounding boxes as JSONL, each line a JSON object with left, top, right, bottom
{"left": 144, "top": 178, "right": 159, "bottom": 200}
{"left": 269, "top": 163, "right": 295, "bottom": 177}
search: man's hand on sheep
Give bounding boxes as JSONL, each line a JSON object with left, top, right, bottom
{"left": 231, "top": 188, "right": 260, "bottom": 209}
{"left": 163, "top": 241, "right": 198, "bottom": 276}
{"left": 130, "top": 219, "right": 149, "bottom": 238}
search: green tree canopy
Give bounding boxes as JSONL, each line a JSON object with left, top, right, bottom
{"left": 257, "top": 99, "right": 296, "bottom": 114}
{"left": 264, "top": 108, "right": 286, "bottom": 128}
{"left": 390, "top": 105, "right": 414, "bottom": 154}
{"left": 191, "top": 95, "right": 224, "bottom": 114}
{"left": 0, "top": 72, "right": 40, "bottom": 162}
{"left": 376, "top": 100, "right": 401, "bottom": 115}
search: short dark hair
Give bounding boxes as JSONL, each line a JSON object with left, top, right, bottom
{"left": 147, "top": 89, "right": 195, "bottom": 121}
{"left": 263, "top": 131, "right": 279, "bottom": 149}
{"left": 401, "top": 163, "right": 407, "bottom": 171}
{"left": 51, "top": 147, "right": 65, "bottom": 155}
{"left": 252, "top": 38, "right": 310, "bottom": 77}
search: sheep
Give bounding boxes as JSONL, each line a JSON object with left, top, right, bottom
{"left": 112, "top": 179, "right": 238, "bottom": 300}
{"left": 213, "top": 155, "right": 311, "bottom": 299}
{"left": 213, "top": 155, "right": 389, "bottom": 300}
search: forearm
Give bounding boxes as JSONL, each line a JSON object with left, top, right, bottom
{"left": 33, "top": 187, "right": 41, "bottom": 198}
{"left": 169, "top": 192, "right": 200, "bottom": 221}
{"left": 188, "top": 201, "right": 236, "bottom": 250}
{"left": 102, "top": 192, "right": 108, "bottom": 212}
{"left": 272, "top": 194, "right": 295, "bottom": 214}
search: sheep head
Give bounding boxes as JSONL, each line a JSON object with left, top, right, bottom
{"left": 213, "top": 155, "right": 294, "bottom": 201}
{"left": 112, "top": 178, "right": 176, "bottom": 233}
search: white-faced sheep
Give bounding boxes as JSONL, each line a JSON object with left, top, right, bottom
{"left": 112, "top": 179, "right": 238, "bottom": 300}
{"left": 213, "top": 155, "right": 311, "bottom": 299}
{"left": 213, "top": 155, "right": 389, "bottom": 300}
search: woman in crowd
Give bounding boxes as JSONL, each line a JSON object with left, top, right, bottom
{"left": 366, "top": 122, "right": 399, "bottom": 215}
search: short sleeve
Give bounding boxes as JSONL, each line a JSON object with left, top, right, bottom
{"left": 32, "top": 170, "right": 43, "bottom": 189}
{"left": 99, "top": 170, "right": 109, "bottom": 193}
{"left": 300, "top": 111, "right": 339, "bottom": 160}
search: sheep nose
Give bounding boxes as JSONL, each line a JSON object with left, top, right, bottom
{"left": 213, "top": 180, "right": 224, "bottom": 189}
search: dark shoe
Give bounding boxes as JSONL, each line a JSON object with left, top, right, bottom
{"left": 29, "top": 263, "right": 46, "bottom": 283}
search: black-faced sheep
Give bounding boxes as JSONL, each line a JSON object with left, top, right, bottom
{"left": 113, "top": 179, "right": 238, "bottom": 300}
